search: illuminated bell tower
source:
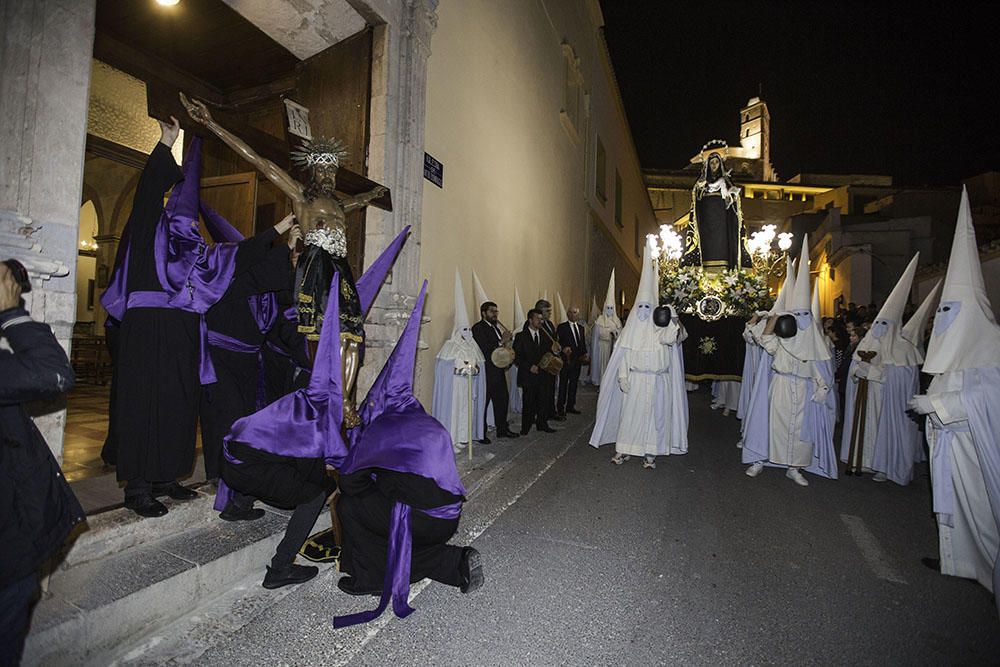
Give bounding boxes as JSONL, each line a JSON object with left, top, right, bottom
{"left": 739, "top": 97, "right": 774, "bottom": 181}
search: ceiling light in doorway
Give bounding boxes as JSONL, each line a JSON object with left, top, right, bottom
{"left": 156, "top": 0, "right": 180, "bottom": 6}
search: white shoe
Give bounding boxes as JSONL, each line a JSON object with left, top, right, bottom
{"left": 452, "top": 441, "right": 467, "bottom": 454}
{"left": 736, "top": 439, "right": 744, "bottom": 449}
{"left": 873, "top": 472, "right": 887, "bottom": 483}
{"left": 786, "top": 468, "right": 809, "bottom": 486}
{"left": 642, "top": 455, "right": 656, "bottom": 469}
{"left": 745, "top": 461, "right": 764, "bottom": 478}
{"left": 611, "top": 452, "right": 630, "bottom": 465}
{"left": 723, "top": 408, "right": 732, "bottom": 417}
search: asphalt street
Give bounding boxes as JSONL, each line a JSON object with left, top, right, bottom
{"left": 137, "top": 387, "right": 1000, "bottom": 666}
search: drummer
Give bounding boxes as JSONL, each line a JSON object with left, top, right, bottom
{"left": 472, "top": 301, "right": 520, "bottom": 440}
{"left": 513, "top": 309, "right": 556, "bottom": 435}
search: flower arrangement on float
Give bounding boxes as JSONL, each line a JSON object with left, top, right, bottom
{"left": 650, "top": 224, "right": 790, "bottom": 320}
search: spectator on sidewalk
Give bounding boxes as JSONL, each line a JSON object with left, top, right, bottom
{"left": 0, "top": 260, "right": 84, "bottom": 666}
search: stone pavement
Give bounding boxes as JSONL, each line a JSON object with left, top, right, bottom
{"left": 111, "top": 387, "right": 999, "bottom": 666}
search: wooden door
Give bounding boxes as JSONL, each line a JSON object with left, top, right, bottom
{"left": 199, "top": 172, "right": 258, "bottom": 241}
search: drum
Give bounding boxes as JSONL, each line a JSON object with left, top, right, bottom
{"left": 539, "top": 352, "right": 563, "bottom": 376}
{"left": 491, "top": 345, "right": 515, "bottom": 369}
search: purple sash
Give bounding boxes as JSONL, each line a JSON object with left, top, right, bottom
{"left": 332, "top": 499, "right": 463, "bottom": 629}
{"left": 126, "top": 291, "right": 217, "bottom": 384}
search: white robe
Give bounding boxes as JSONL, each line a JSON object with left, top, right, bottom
{"left": 712, "top": 380, "right": 741, "bottom": 412}
{"left": 762, "top": 334, "right": 828, "bottom": 468}
{"left": 927, "top": 371, "right": 999, "bottom": 593}
{"left": 590, "top": 320, "right": 620, "bottom": 385}
{"left": 841, "top": 360, "right": 884, "bottom": 471}
{"left": 431, "top": 339, "right": 486, "bottom": 446}
{"left": 616, "top": 346, "right": 673, "bottom": 456}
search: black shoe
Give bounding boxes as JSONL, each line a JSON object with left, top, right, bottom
{"left": 478, "top": 437, "right": 491, "bottom": 445}
{"left": 566, "top": 408, "right": 581, "bottom": 415}
{"left": 152, "top": 481, "right": 199, "bottom": 501}
{"left": 520, "top": 428, "right": 531, "bottom": 436}
{"left": 124, "top": 495, "right": 168, "bottom": 518}
{"left": 262, "top": 563, "right": 319, "bottom": 589}
{"left": 220, "top": 503, "right": 266, "bottom": 522}
{"left": 337, "top": 576, "right": 382, "bottom": 597}
{"left": 459, "top": 547, "right": 484, "bottom": 594}
{"left": 921, "top": 557, "right": 941, "bottom": 572}
{"left": 538, "top": 426, "right": 556, "bottom": 433}
{"left": 497, "top": 430, "right": 520, "bottom": 439}
{"left": 553, "top": 414, "right": 567, "bottom": 422}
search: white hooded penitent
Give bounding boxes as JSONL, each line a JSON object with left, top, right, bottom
{"left": 923, "top": 188, "right": 1000, "bottom": 374}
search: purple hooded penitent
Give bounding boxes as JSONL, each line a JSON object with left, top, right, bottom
{"left": 214, "top": 270, "right": 348, "bottom": 514}
{"left": 334, "top": 281, "right": 466, "bottom": 629}
{"left": 153, "top": 137, "right": 240, "bottom": 316}
{"left": 102, "top": 137, "right": 241, "bottom": 384}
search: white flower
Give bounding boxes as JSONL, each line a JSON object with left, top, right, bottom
{"left": 304, "top": 227, "right": 348, "bottom": 258}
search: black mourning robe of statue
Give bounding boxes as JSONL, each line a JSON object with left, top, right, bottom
{"left": 113, "top": 143, "right": 279, "bottom": 484}
{"left": 199, "top": 243, "right": 292, "bottom": 479}
{"left": 294, "top": 244, "right": 364, "bottom": 345}
{"left": 693, "top": 192, "right": 746, "bottom": 271}
{"left": 337, "top": 469, "right": 466, "bottom": 590}
{"left": 683, "top": 158, "right": 751, "bottom": 271}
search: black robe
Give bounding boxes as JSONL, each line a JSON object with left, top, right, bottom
{"left": 112, "top": 143, "right": 278, "bottom": 484}
{"left": 199, "top": 242, "right": 292, "bottom": 479}
{"left": 337, "top": 469, "right": 465, "bottom": 589}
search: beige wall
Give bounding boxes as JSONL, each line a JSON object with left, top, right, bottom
{"left": 416, "top": 0, "right": 656, "bottom": 403}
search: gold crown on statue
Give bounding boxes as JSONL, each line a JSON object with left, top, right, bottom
{"left": 291, "top": 137, "right": 349, "bottom": 168}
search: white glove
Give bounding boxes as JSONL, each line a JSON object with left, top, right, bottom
{"left": 619, "top": 375, "right": 631, "bottom": 394}
{"left": 811, "top": 386, "right": 829, "bottom": 404}
{"left": 854, "top": 363, "right": 869, "bottom": 380}
{"left": 908, "top": 395, "right": 934, "bottom": 415}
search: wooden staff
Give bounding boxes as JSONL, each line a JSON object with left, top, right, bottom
{"left": 845, "top": 350, "right": 877, "bottom": 475}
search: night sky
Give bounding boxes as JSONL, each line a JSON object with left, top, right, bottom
{"left": 599, "top": 1, "right": 999, "bottom": 186}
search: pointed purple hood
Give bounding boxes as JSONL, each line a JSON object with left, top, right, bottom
{"left": 356, "top": 226, "right": 411, "bottom": 318}
{"left": 224, "top": 270, "right": 347, "bottom": 466}
{"left": 342, "top": 280, "right": 466, "bottom": 499}
{"left": 153, "top": 136, "right": 240, "bottom": 314}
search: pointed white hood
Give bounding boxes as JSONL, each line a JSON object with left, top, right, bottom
{"left": 924, "top": 188, "right": 1000, "bottom": 374}
{"left": 811, "top": 278, "right": 822, "bottom": 321}
{"left": 781, "top": 234, "right": 830, "bottom": 361}
{"left": 618, "top": 236, "right": 662, "bottom": 351}
{"left": 770, "top": 256, "right": 796, "bottom": 315}
{"left": 472, "top": 270, "right": 490, "bottom": 311}
{"left": 856, "top": 253, "right": 919, "bottom": 366}
{"left": 555, "top": 292, "right": 567, "bottom": 324}
{"left": 589, "top": 294, "right": 600, "bottom": 325}
{"left": 901, "top": 280, "right": 941, "bottom": 356}
{"left": 513, "top": 284, "right": 526, "bottom": 331}
{"left": 438, "top": 268, "right": 483, "bottom": 362}
{"left": 596, "top": 268, "right": 621, "bottom": 330}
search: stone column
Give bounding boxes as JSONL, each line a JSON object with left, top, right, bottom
{"left": 0, "top": 0, "right": 97, "bottom": 459}
{"left": 352, "top": 0, "right": 438, "bottom": 394}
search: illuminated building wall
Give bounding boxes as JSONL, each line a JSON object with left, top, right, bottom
{"left": 416, "top": 0, "right": 657, "bottom": 403}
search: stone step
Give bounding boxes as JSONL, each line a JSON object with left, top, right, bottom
{"left": 23, "top": 501, "right": 330, "bottom": 667}
{"left": 61, "top": 483, "right": 221, "bottom": 569}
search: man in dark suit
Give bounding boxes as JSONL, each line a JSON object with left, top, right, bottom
{"left": 534, "top": 299, "right": 563, "bottom": 422}
{"left": 471, "top": 301, "right": 519, "bottom": 442}
{"left": 513, "top": 309, "right": 555, "bottom": 435}
{"left": 557, "top": 306, "right": 588, "bottom": 416}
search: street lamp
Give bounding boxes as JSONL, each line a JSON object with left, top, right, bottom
{"left": 747, "top": 225, "right": 792, "bottom": 279}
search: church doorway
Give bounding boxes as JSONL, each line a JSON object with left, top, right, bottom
{"left": 64, "top": 0, "right": 378, "bottom": 513}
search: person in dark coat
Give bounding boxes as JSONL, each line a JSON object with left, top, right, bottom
{"left": 513, "top": 309, "right": 555, "bottom": 435}
{"left": 556, "top": 306, "right": 588, "bottom": 416}
{"left": 534, "top": 299, "right": 562, "bottom": 423}
{"left": 471, "top": 300, "right": 519, "bottom": 442}
{"left": 0, "top": 261, "right": 84, "bottom": 666}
